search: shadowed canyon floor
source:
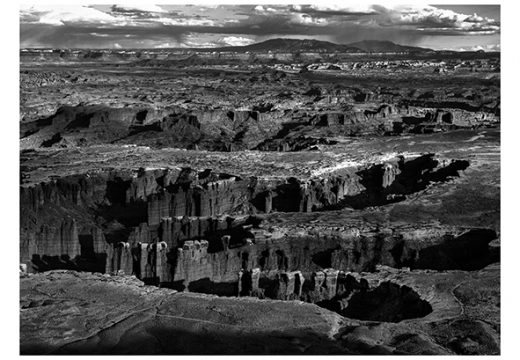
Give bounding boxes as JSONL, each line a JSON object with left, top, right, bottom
{"left": 20, "top": 47, "right": 500, "bottom": 355}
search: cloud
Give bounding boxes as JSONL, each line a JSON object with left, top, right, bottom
{"left": 180, "top": 33, "right": 219, "bottom": 48}
{"left": 378, "top": 5, "right": 500, "bottom": 35}
{"left": 89, "top": 32, "right": 109, "bottom": 37}
{"left": 20, "top": 4, "right": 117, "bottom": 26}
{"left": 298, "top": 4, "right": 378, "bottom": 16}
{"left": 254, "top": 5, "right": 280, "bottom": 13}
{"left": 459, "top": 43, "right": 500, "bottom": 52}
{"left": 149, "top": 17, "right": 215, "bottom": 27}
{"left": 177, "top": 33, "right": 256, "bottom": 48}
{"left": 154, "top": 42, "right": 175, "bottom": 48}
{"left": 289, "top": 13, "right": 329, "bottom": 26}
{"left": 19, "top": 4, "right": 500, "bottom": 49}
{"left": 217, "top": 36, "right": 255, "bottom": 47}
{"left": 110, "top": 5, "right": 167, "bottom": 14}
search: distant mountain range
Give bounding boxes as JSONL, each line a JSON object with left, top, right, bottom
{"left": 346, "top": 40, "right": 433, "bottom": 53}
{"left": 21, "top": 38, "right": 497, "bottom": 54}
{"left": 217, "top": 38, "right": 361, "bottom": 53}
{"left": 204, "top": 38, "right": 433, "bottom": 54}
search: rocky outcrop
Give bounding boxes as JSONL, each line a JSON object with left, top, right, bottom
{"left": 20, "top": 105, "right": 288, "bottom": 151}
{"left": 20, "top": 98, "right": 500, "bottom": 151}
{"left": 235, "top": 266, "right": 435, "bottom": 323}
{"left": 20, "top": 154, "right": 479, "bottom": 277}
{"left": 20, "top": 265, "right": 500, "bottom": 355}
{"left": 103, "top": 219, "right": 498, "bottom": 296}
{"left": 398, "top": 105, "right": 498, "bottom": 131}
{"left": 309, "top": 105, "right": 397, "bottom": 132}
{"left": 20, "top": 270, "right": 349, "bottom": 355}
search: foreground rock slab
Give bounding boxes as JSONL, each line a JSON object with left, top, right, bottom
{"left": 20, "top": 265, "right": 499, "bottom": 355}
{"left": 20, "top": 270, "right": 345, "bottom": 355}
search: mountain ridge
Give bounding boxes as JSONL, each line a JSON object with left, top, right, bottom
{"left": 346, "top": 40, "right": 433, "bottom": 53}
{"left": 197, "top": 38, "right": 432, "bottom": 53}
{"left": 216, "top": 38, "right": 362, "bottom": 53}
{"left": 20, "top": 38, "right": 499, "bottom": 53}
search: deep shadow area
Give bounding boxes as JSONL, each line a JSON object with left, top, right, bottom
{"left": 258, "top": 276, "right": 280, "bottom": 299}
{"left": 79, "top": 234, "right": 96, "bottom": 258}
{"left": 105, "top": 177, "right": 131, "bottom": 204}
{"left": 342, "top": 282, "right": 433, "bottom": 322}
{"left": 98, "top": 177, "right": 149, "bottom": 228}
{"left": 41, "top": 133, "right": 63, "bottom": 147}
{"left": 389, "top": 229, "right": 499, "bottom": 271}
{"left": 325, "top": 154, "right": 470, "bottom": 210}
{"left": 271, "top": 177, "right": 303, "bottom": 212}
{"left": 413, "top": 229, "right": 499, "bottom": 271}
{"left": 311, "top": 249, "right": 336, "bottom": 268}
{"left": 65, "top": 112, "right": 95, "bottom": 130}
{"left": 30, "top": 253, "right": 106, "bottom": 273}
{"left": 187, "top": 278, "right": 238, "bottom": 297}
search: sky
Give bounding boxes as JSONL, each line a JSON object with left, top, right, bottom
{"left": 19, "top": 3, "right": 500, "bottom": 51}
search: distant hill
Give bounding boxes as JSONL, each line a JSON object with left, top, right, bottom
{"left": 17, "top": 39, "right": 445, "bottom": 55}
{"left": 206, "top": 38, "right": 433, "bottom": 54}
{"left": 214, "top": 38, "right": 362, "bottom": 53}
{"left": 346, "top": 40, "right": 432, "bottom": 53}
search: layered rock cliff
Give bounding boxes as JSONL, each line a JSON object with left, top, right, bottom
{"left": 20, "top": 152, "right": 491, "bottom": 307}
{"left": 20, "top": 103, "right": 499, "bottom": 151}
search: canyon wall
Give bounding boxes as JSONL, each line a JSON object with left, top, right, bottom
{"left": 20, "top": 103, "right": 499, "bottom": 151}
{"left": 20, "top": 154, "right": 495, "bottom": 304}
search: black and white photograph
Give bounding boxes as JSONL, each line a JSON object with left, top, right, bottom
{"left": 14, "top": 1, "right": 510, "bottom": 356}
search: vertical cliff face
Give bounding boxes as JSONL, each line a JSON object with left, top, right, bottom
{"left": 20, "top": 153, "right": 479, "bottom": 297}
{"left": 101, "top": 220, "right": 498, "bottom": 301}
{"left": 20, "top": 167, "right": 260, "bottom": 272}
{"left": 308, "top": 108, "right": 396, "bottom": 135}
{"left": 252, "top": 173, "right": 365, "bottom": 213}
{"left": 396, "top": 105, "right": 498, "bottom": 133}
{"left": 147, "top": 175, "right": 253, "bottom": 226}
{"left": 23, "top": 218, "right": 80, "bottom": 263}
{"left": 20, "top": 173, "right": 110, "bottom": 270}
{"left": 20, "top": 165, "right": 367, "bottom": 272}
{"left": 235, "top": 266, "right": 435, "bottom": 322}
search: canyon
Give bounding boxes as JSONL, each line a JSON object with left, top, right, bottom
{"left": 20, "top": 43, "right": 500, "bottom": 355}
